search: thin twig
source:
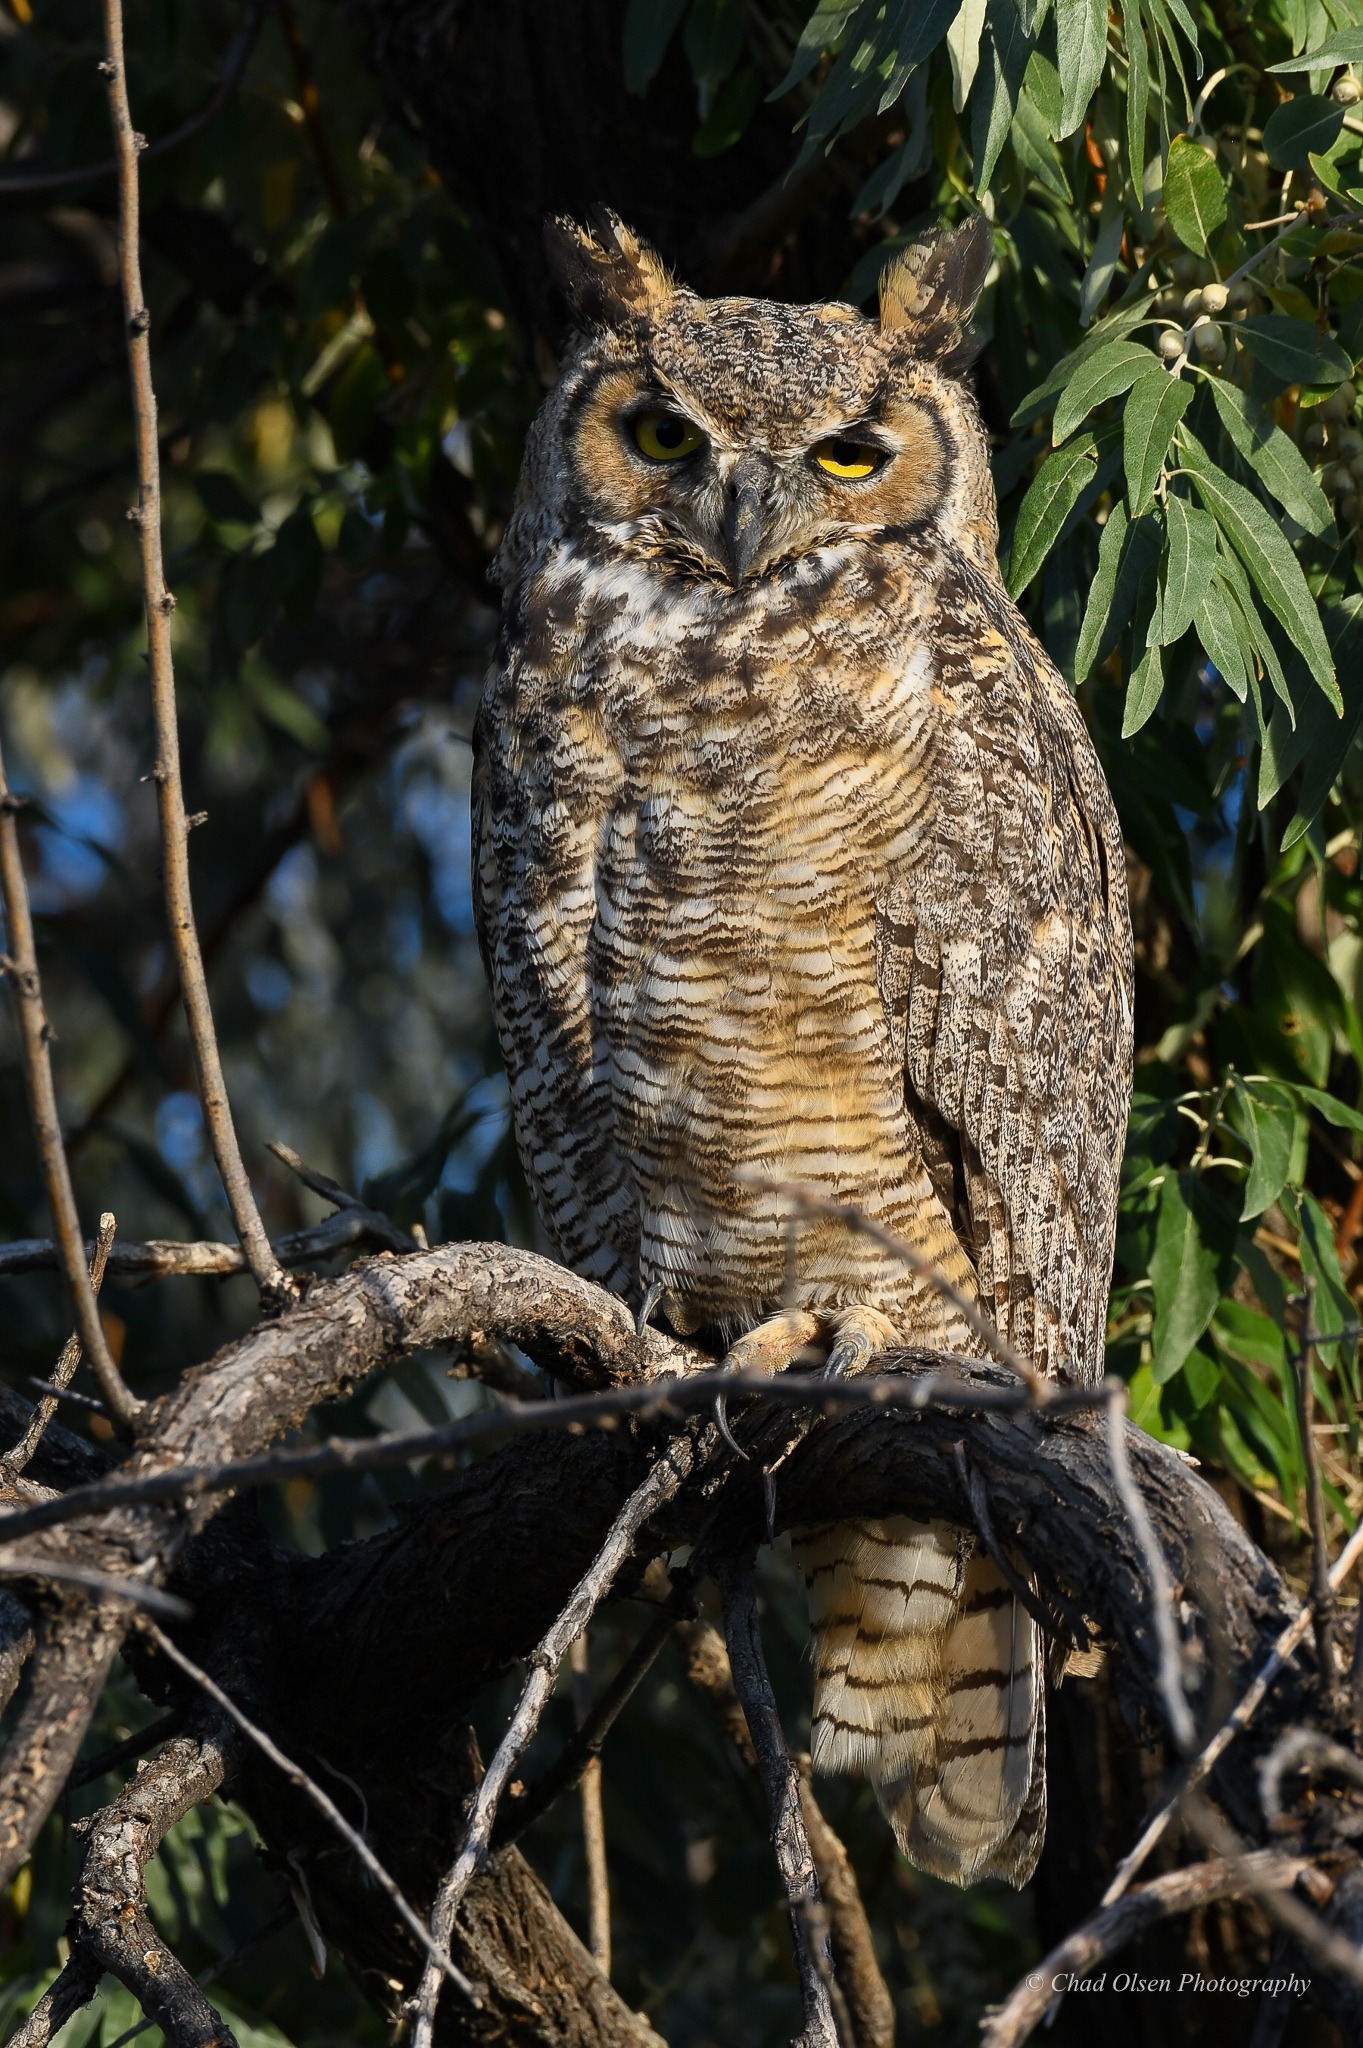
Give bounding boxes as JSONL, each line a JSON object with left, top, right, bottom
{"left": 497, "top": 1601, "right": 680, "bottom": 1846}
{"left": 1291, "top": 1280, "right": 1337, "bottom": 1688}
{"left": 981, "top": 1850, "right": 1315, "bottom": 2047}
{"left": 794, "top": 1756, "right": 896, "bottom": 2048}
{"left": 738, "top": 1171, "right": 1046, "bottom": 1394}
{"left": 0, "top": 752, "right": 139, "bottom": 1428}
{"left": 266, "top": 1140, "right": 368, "bottom": 1216}
{"left": 4, "top": 1215, "right": 117, "bottom": 1476}
{"left": 0, "top": 1208, "right": 416, "bottom": 1280}
{"left": 139, "top": 1621, "right": 480, "bottom": 2003}
{"left": 952, "top": 1441, "right": 1085, "bottom": 1647}
{"left": 0, "top": 1, "right": 268, "bottom": 202}
{"left": 101, "top": 1906, "right": 295, "bottom": 2048}
{"left": 717, "top": 1559, "right": 838, "bottom": 2048}
{"left": 99, "top": 0, "right": 290, "bottom": 1308}
{"left": 0, "top": 1365, "right": 1106, "bottom": 1551}
{"left": 26, "top": 1380, "right": 106, "bottom": 1417}
{"left": 1182, "top": 1792, "right": 1363, "bottom": 1990}
{"left": 409, "top": 1441, "right": 696, "bottom": 2045}
{"left": 1106, "top": 1384, "right": 1196, "bottom": 1751}
{"left": 72, "top": 1709, "right": 185, "bottom": 1789}
{"left": 569, "top": 1633, "right": 612, "bottom": 1975}
{"left": 0, "top": 1554, "right": 191, "bottom": 1620}
{"left": 1103, "top": 1515, "right": 1363, "bottom": 1905}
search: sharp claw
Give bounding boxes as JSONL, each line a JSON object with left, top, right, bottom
{"left": 636, "top": 1281, "right": 665, "bottom": 1338}
{"left": 763, "top": 1465, "right": 777, "bottom": 1541}
{"left": 713, "top": 1390, "right": 749, "bottom": 1460}
{"left": 824, "top": 1337, "right": 864, "bottom": 1379}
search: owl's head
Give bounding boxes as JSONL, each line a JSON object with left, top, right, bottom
{"left": 498, "top": 211, "right": 997, "bottom": 594}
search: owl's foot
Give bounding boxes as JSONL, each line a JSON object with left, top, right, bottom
{"left": 636, "top": 1280, "right": 666, "bottom": 1337}
{"left": 713, "top": 1310, "right": 822, "bottom": 1458}
{"left": 824, "top": 1305, "right": 902, "bottom": 1378}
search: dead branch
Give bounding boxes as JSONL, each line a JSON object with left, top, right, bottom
{"left": 1292, "top": 1281, "right": 1338, "bottom": 1687}
{"left": 0, "top": 1590, "right": 34, "bottom": 1719}
{"left": 0, "top": 744, "right": 138, "bottom": 1426}
{"left": 3, "top": 1214, "right": 117, "bottom": 1477}
{"left": 64, "top": 1727, "right": 241, "bottom": 2048}
{"left": 718, "top": 1559, "right": 838, "bottom": 2048}
{"left": 980, "top": 1850, "right": 1316, "bottom": 2048}
{"left": 569, "top": 1633, "right": 612, "bottom": 1975}
{"left": 99, "top": 0, "right": 287, "bottom": 1307}
{"left": 410, "top": 1437, "right": 698, "bottom": 2044}
{"left": 6, "top": 1952, "right": 104, "bottom": 2048}
{"left": 0, "top": 1596, "right": 128, "bottom": 1885}
{"left": 0, "top": 1209, "right": 418, "bottom": 1280}
{"left": 1182, "top": 1791, "right": 1363, "bottom": 1992}
{"left": 1106, "top": 1385, "right": 1196, "bottom": 1750}
{"left": 794, "top": 1757, "right": 896, "bottom": 2048}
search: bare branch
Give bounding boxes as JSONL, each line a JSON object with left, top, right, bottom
{"left": 5, "top": 1951, "right": 104, "bottom": 2048}
{"left": 0, "top": 1597, "right": 129, "bottom": 1888}
{"left": 140, "top": 1622, "right": 479, "bottom": 2004}
{"left": 0, "top": 1552, "right": 191, "bottom": 1618}
{"left": 569, "top": 1633, "right": 612, "bottom": 1975}
{"left": 410, "top": 1439, "right": 697, "bottom": 2046}
{"left": 718, "top": 1559, "right": 838, "bottom": 2048}
{"left": 70, "top": 1727, "right": 241, "bottom": 2048}
{"left": 266, "top": 1138, "right": 371, "bottom": 1216}
{"left": 98, "top": 0, "right": 289, "bottom": 1308}
{"left": 1181, "top": 1793, "right": 1363, "bottom": 1992}
{"left": 1102, "top": 1515, "right": 1363, "bottom": 1905}
{"left": 0, "top": 750, "right": 139, "bottom": 1427}
{"left": 1106, "top": 1384, "right": 1196, "bottom": 1751}
{"left": 4, "top": 1214, "right": 117, "bottom": 1477}
{"left": 982, "top": 1851, "right": 1316, "bottom": 2048}
{"left": 0, "top": 1208, "right": 416, "bottom": 1280}
{"left": 795, "top": 1757, "right": 895, "bottom": 2048}
{"left": 0, "top": 1360, "right": 1104, "bottom": 1551}
{"left": 73, "top": 1708, "right": 185, "bottom": 1789}
{"left": 0, "top": 1589, "right": 34, "bottom": 1719}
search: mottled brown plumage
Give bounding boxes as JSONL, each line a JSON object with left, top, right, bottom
{"left": 473, "top": 211, "right": 1134, "bottom": 1887}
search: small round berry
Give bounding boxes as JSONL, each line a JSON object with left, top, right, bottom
{"left": 1199, "top": 282, "right": 1229, "bottom": 314}
{"left": 1157, "top": 328, "right": 1185, "bottom": 362}
{"left": 1192, "top": 319, "right": 1226, "bottom": 362}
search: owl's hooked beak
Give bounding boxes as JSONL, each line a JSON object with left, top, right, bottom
{"left": 721, "top": 453, "right": 777, "bottom": 584}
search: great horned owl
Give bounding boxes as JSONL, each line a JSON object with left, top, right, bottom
{"left": 473, "top": 213, "right": 1134, "bottom": 1887}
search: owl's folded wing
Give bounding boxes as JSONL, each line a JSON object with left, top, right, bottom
{"left": 876, "top": 624, "right": 1133, "bottom": 1383}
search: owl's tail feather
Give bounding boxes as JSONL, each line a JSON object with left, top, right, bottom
{"left": 799, "top": 1517, "right": 1045, "bottom": 1889}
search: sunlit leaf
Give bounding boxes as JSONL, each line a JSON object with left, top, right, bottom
{"left": 1123, "top": 368, "right": 1192, "bottom": 512}
{"left": 1236, "top": 315, "right": 1354, "bottom": 390}
{"left": 1162, "top": 135, "right": 1227, "bottom": 254}
{"left": 1149, "top": 1169, "right": 1234, "bottom": 1384}
{"left": 1160, "top": 494, "right": 1217, "bottom": 641}
{"left": 1227, "top": 1075, "right": 1299, "bottom": 1219}
{"left": 1055, "top": 0, "right": 1107, "bottom": 137}
{"left": 1203, "top": 376, "right": 1334, "bottom": 537}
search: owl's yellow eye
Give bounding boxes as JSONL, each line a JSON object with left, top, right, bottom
{"left": 812, "top": 437, "right": 883, "bottom": 480}
{"left": 632, "top": 410, "right": 703, "bottom": 462}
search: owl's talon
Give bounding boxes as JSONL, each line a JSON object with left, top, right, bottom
{"left": 636, "top": 1281, "right": 665, "bottom": 1337}
{"left": 763, "top": 1465, "right": 778, "bottom": 1540}
{"left": 824, "top": 1335, "right": 866, "bottom": 1379}
{"left": 713, "top": 1390, "right": 749, "bottom": 1460}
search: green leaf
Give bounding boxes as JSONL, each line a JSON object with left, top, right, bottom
{"left": 623, "top": 0, "right": 689, "bottom": 89}
{"left": 1177, "top": 431, "right": 1340, "bottom": 709}
{"left": 1160, "top": 494, "right": 1217, "bottom": 640}
{"left": 1052, "top": 339, "right": 1159, "bottom": 443}
{"left": 1295, "top": 1084, "right": 1363, "bottom": 1139}
{"left": 1074, "top": 498, "right": 1128, "bottom": 679}
{"left": 1227, "top": 1075, "right": 1299, "bottom": 1218}
{"left": 1194, "top": 567, "right": 1254, "bottom": 700}
{"left": 972, "top": 0, "right": 1035, "bottom": 190}
{"left": 1263, "top": 94, "right": 1347, "bottom": 170}
{"left": 1163, "top": 135, "right": 1227, "bottom": 255}
{"left": 1269, "top": 30, "right": 1363, "bottom": 71}
{"left": 770, "top": 0, "right": 859, "bottom": 93}
{"left": 1203, "top": 376, "right": 1334, "bottom": 537}
{"left": 1237, "top": 315, "right": 1354, "bottom": 390}
{"left": 1124, "top": 368, "right": 1193, "bottom": 512}
{"left": 1125, "top": 0, "right": 1149, "bottom": 174}
{"left": 1006, "top": 430, "right": 1100, "bottom": 596}
{"left": 945, "top": 0, "right": 988, "bottom": 108}
{"left": 1011, "top": 295, "right": 1153, "bottom": 427}
{"left": 1150, "top": 1170, "right": 1234, "bottom": 1384}
{"left": 1055, "top": 0, "right": 1107, "bottom": 137}
{"left": 1122, "top": 631, "right": 1165, "bottom": 735}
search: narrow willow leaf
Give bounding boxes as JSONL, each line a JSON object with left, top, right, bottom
{"left": 1124, "top": 369, "right": 1193, "bottom": 512}
{"left": 623, "top": 0, "right": 689, "bottom": 91}
{"left": 1079, "top": 185, "right": 1128, "bottom": 327}
{"left": 1012, "top": 296, "right": 1153, "bottom": 426}
{"left": 1073, "top": 499, "right": 1128, "bottom": 678}
{"left": 1161, "top": 494, "right": 1217, "bottom": 639}
{"left": 1056, "top": 0, "right": 1107, "bottom": 136}
{"left": 1150, "top": 1170, "right": 1231, "bottom": 1384}
{"left": 1178, "top": 431, "right": 1340, "bottom": 709}
{"left": 1236, "top": 315, "right": 1353, "bottom": 390}
{"left": 1194, "top": 567, "right": 1253, "bottom": 700}
{"left": 1125, "top": 0, "right": 1149, "bottom": 174}
{"left": 1006, "top": 431, "right": 1099, "bottom": 596}
{"left": 1122, "top": 629, "right": 1164, "bottom": 735}
{"left": 1295, "top": 1084, "right": 1363, "bottom": 1138}
{"left": 1228, "top": 1076, "right": 1298, "bottom": 1220}
{"left": 1263, "top": 94, "right": 1346, "bottom": 169}
{"left": 771, "top": 0, "right": 864, "bottom": 95}
{"left": 1163, "top": 134, "right": 1227, "bottom": 254}
{"left": 1204, "top": 376, "right": 1333, "bottom": 537}
{"left": 946, "top": 0, "right": 988, "bottom": 108}
{"left": 972, "top": 0, "right": 1034, "bottom": 189}
{"left": 1268, "top": 29, "right": 1363, "bottom": 71}
{"left": 1052, "top": 338, "right": 1157, "bottom": 443}
{"left": 1012, "top": 76, "right": 1073, "bottom": 199}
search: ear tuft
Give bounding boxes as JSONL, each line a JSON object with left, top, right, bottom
{"left": 543, "top": 210, "right": 675, "bottom": 329}
{"left": 878, "top": 216, "right": 993, "bottom": 371}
